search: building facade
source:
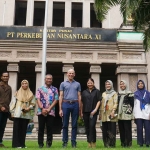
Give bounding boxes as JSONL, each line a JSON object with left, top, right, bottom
{"left": 0, "top": 1, "right": 148, "bottom": 132}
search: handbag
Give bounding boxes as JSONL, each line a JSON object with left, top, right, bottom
{"left": 9, "top": 97, "right": 17, "bottom": 121}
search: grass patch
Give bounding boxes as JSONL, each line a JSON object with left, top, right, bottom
{"left": 2, "top": 140, "right": 148, "bottom": 150}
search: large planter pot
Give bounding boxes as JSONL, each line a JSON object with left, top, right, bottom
{"left": 26, "top": 122, "right": 34, "bottom": 134}
{"left": 77, "top": 126, "right": 86, "bottom": 134}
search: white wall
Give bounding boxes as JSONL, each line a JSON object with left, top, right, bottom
{"left": 102, "top": 5, "right": 123, "bottom": 29}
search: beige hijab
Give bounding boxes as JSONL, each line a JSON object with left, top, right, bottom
{"left": 16, "top": 80, "right": 33, "bottom": 102}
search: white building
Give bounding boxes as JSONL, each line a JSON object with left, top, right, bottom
{"left": 0, "top": 0, "right": 148, "bottom": 134}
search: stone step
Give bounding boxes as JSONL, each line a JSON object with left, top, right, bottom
{"left": 5, "top": 120, "right": 137, "bottom": 140}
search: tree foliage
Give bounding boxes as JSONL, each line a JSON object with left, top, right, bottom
{"left": 94, "top": 0, "right": 150, "bottom": 51}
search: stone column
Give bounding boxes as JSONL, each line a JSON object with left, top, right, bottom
{"left": 65, "top": 0, "right": 71, "bottom": 27}
{"left": 47, "top": 0, "right": 53, "bottom": 26}
{"left": 82, "top": 1, "right": 90, "bottom": 28}
{"left": 35, "top": 63, "right": 42, "bottom": 91}
{"left": 26, "top": 0, "right": 34, "bottom": 26}
{"left": 7, "top": 63, "right": 19, "bottom": 99}
{"left": 90, "top": 65, "right": 101, "bottom": 90}
{"left": 34, "top": 63, "right": 42, "bottom": 122}
{"left": 62, "top": 64, "right": 74, "bottom": 81}
{"left": 3, "top": 0, "right": 15, "bottom": 25}
{"left": 0, "top": 0, "right": 5, "bottom": 25}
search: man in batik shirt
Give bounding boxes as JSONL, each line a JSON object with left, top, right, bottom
{"left": 36, "top": 74, "right": 59, "bottom": 148}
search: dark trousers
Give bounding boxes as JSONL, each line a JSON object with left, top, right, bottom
{"left": 135, "top": 119, "right": 150, "bottom": 146}
{"left": 62, "top": 102, "right": 79, "bottom": 144}
{"left": 102, "top": 122, "right": 116, "bottom": 147}
{"left": 83, "top": 112, "right": 97, "bottom": 143}
{"left": 0, "top": 112, "right": 8, "bottom": 143}
{"left": 38, "top": 115, "right": 54, "bottom": 146}
{"left": 118, "top": 120, "right": 132, "bottom": 147}
{"left": 12, "top": 118, "right": 29, "bottom": 147}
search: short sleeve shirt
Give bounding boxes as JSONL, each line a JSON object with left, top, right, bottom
{"left": 59, "top": 80, "right": 81, "bottom": 100}
{"left": 81, "top": 88, "right": 102, "bottom": 114}
{"left": 36, "top": 85, "right": 59, "bottom": 116}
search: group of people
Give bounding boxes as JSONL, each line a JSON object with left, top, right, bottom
{"left": 82, "top": 79, "right": 150, "bottom": 148}
{"left": 0, "top": 69, "right": 150, "bottom": 148}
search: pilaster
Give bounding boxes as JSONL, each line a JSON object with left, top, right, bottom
{"left": 90, "top": 65, "right": 101, "bottom": 90}
{"left": 65, "top": 0, "right": 71, "bottom": 27}
{"left": 26, "top": 0, "right": 34, "bottom": 26}
{"left": 3, "top": 0, "right": 15, "bottom": 25}
{"left": 47, "top": 0, "right": 53, "bottom": 26}
{"left": 35, "top": 63, "right": 42, "bottom": 91}
{"left": 34, "top": 63, "right": 42, "bottom": 122}
{"left": 82, "top": 1, "right": 90, "bottom": 28}
{"left": 7, "top": 63, "right": 19, "bottom": 99}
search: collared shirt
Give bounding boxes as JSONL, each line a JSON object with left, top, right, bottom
{"left": 59, "top": 80, "right": 81, "bottom": 100}
{"left": 81, "top": 88, "right": 102, "bottom": 114}
{"left": 36, "top": 85, "right": 59, "bottom": 116}
{"left": 0, "top": 81, "right": 12, "bottom": 112}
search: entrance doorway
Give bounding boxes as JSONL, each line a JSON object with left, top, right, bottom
{"left": 0, "top": 61, "right": 8, "bottom": 78}
{"left": 46, "top": 62, "right": 63, "bottom": 134}
{"left": 74, "top": 62, "right": 91, "bottom": 92}
{"left": 17, "top": 62, "right": 36, "bottom": 94}
{"left": 100, "top": 64, "right": 117, "bottom": 93}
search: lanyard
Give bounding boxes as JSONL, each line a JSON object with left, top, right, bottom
{"left": 142, "top": 92, "right": 146, "bottom": 110}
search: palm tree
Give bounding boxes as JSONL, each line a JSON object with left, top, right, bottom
{"left": 94, "top": 0, "right": 150, "bottom": 51}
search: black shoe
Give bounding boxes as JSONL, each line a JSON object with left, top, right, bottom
{"left": 146, "top": 145, "right": 149, "bottom": 147}
{"left": 39, "top": 144, "right": 44, "bottom": 148}
{"left": 46, "top": 141, "right": 52, "bottom": 148}
{"left": 62, "top": 142, "right": 67, "bottom": 148}
{"left": 140, "top": 145, "right": 143, "bottom": 147}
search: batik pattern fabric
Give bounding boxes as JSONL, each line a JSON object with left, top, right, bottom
{"left": 36, "top": 85, "right": 59, "bottom": 117}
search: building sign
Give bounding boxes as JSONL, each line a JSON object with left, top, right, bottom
{"left": 0, "top": 26, "right": 116, "bottom": 42}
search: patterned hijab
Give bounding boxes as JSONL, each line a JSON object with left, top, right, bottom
{"left": 16, "top": 80, "right": 33, "bottom": 102}
{"left": 118, "top": 80, "right": 131, "bottom": 114}
{"left": 134, "top": 80, "right": 150, "bottom": 110}
{"left": 104, "top": 80, "right": 116, "bottom": 111}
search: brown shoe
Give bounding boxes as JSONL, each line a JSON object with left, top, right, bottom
{"left": 0, "top": 144, "right": 7, "bottom": 148}
{"left": 91, "top": 142, "right": 96, "bottom": 148}
{"left": 88, "top": 143, "right": 92, "bottom": 148}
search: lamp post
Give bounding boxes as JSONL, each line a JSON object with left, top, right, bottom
{"left": 41, "top": 0, "right": 49, "bottom": 85}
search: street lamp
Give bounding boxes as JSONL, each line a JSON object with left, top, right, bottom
{"left": 41, "top": 0, "right": 49, "bottom": 85}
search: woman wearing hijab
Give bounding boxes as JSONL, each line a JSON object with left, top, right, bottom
{"left": 10, "top": 80, "right": 35, "bottom": 148}
{"left": 118, "top": 80, "right": 134, "bottom": 147}
{"left": 100, "top": 80, "right": 118, "bottom": 148}
{"left": 134, "top": 80, "right": 150, "bottom": 147}
{"left": 81, "top": 78, "right": 102, "bottom": 148}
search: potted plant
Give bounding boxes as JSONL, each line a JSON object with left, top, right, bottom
{"left": 77, "top": 117, "right": 86, "bottom": 134}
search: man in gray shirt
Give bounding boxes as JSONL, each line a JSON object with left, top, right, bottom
{"left": 59, "top": 69, "right": 81, "bottom": 148}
